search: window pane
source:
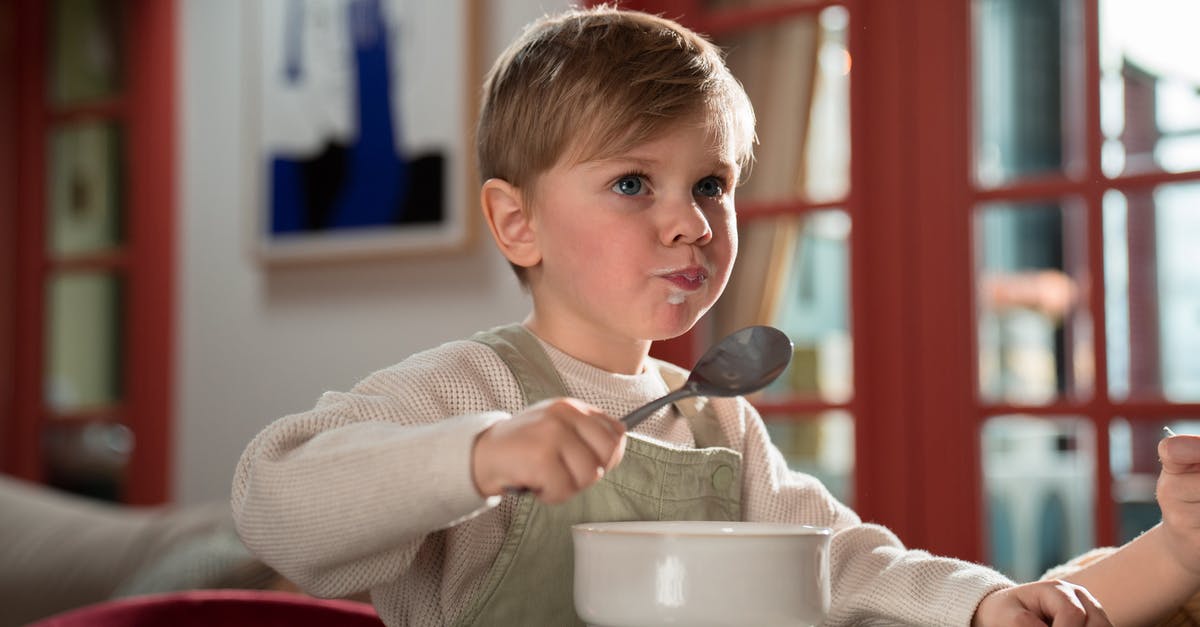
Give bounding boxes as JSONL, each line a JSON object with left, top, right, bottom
{"left": 1108, "top": 418, "right": 1192, "bottom": 544}
{"left": 49, "top": 0, "right": 123, "bottom": 104}
{"left": 982, "top": 416, "right": 1095, "bottom": 582}
{"left": 45, "top": 272, "right": 123, "bottom": 411}
{"left": 973, "top": 0, "right": 1084, "bottom": 187}
{"left": 1104, "top": 183, "right": 1200, "bottom": 401}
{"left": 1100, "top": 0, "right": 1200, "bottom": 176}
{"left": 718, "top": 5, "right": 850, "bottom": 203}
{"left": 727, "top": 210, "right": 852, "bottom": 404}
{"left": 804, "top": 5, "right": 850, "bottom": 203}
{"left": 48, "top": 122, "right": 124, "bottom": 255}
{"left": 975, "top": 202, "right": 1092, "bottom": 404}
{"left": 763, "top": 412, "right": 854, "bottom": 506}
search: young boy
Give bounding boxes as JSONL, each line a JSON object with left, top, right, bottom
{"left": 233, "top": 6, "right": 1200, "bottom": 626}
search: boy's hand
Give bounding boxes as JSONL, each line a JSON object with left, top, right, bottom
{"left": 471, "top": 398, "right": 626, "bottom": 504}
{"left": 1157, "top": 434, "right": 1200, "bottom": 578}
{"left": 972, "top": 581, "right": 1110, "bottom": 626}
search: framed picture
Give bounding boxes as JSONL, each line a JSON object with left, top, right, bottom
{"left": 245, "top": 0, "right": 480, "bottom": 263}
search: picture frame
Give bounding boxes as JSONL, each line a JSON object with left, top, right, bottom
{"left": 244, "top": 0, "right": 480, "bottom": 263}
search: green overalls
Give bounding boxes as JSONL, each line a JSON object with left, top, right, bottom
{"left": 453, "top": 324, "right": 743, "bottom": 626}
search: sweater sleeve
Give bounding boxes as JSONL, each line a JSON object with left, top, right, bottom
{"left": 733, "top": 398, "right": 1014, "bottom": 626}
{"left": 230, "top": 341, "right": 516, "bottom": 599}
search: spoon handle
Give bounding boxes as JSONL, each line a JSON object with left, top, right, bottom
{"left": 620, "top": 387, "right": 695, "bottom": 430}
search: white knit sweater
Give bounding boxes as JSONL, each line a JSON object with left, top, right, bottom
{"left": 232, "top": 335, "right": 1013, "bottom": 626}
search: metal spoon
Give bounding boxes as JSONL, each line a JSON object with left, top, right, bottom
{"left": 621, "top": 325, "right": 793, "bottom": 429}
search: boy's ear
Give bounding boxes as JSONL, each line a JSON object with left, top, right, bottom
{"left": 480, "top": 178, "right": 541, "bottom": 268}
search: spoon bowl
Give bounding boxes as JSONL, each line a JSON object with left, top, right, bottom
{"left": 622, "top": 325, "right": 792, "bottom": 429}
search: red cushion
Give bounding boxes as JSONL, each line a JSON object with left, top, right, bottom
{"left": 26, "top": 589, "right": 385, "bottom": 627}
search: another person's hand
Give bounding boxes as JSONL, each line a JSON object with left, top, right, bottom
{"left": 471, "top": 398, "right": 626, "bottom": 503}
{"left": 1157, "top": 433, "right": 1200, "bottom": 579}
{"left": 972, "top": 580, "right": 1111, "bottom": 626}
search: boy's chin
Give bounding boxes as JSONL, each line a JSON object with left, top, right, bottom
{"left": 647, "top": 305, "right": 708, "bottom": 341}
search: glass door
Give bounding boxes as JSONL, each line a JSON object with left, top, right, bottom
{"left": 5, "top": 0, "right": 176, "bottom": 505}
{"left": 972, "top": 0, "right": 1200, "bottom": 581}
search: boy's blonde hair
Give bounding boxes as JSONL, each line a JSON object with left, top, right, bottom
{"left": 477, "top": 5, "right": 756, "bottom": 282}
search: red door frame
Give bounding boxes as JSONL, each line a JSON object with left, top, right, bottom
{"left": 8, "top": 0, "right": 47, "bottom": 490}
{"left": 906, "top": 0, "right": 981, "bottom": 560}
{"left": 123, "top": 0, "right": 178, "bottom": 505}
{"left": 3, "top": 0, "right": 176, "bottom": 505}
{"left": 850, "top": 0, "right": 937, "bottom": 552}
{"left": 0, "top": 0, "right": 15, "bottom": 473}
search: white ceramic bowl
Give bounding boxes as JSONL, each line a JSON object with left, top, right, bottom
{"left": 572, "top": 521, "right": 831, "bottom": 627}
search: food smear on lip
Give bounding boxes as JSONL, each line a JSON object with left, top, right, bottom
{"left": 666, "top": 290, "right": 687, "bottom": 305}
{"left": 659, "top": 268, "right": 708, "bottom": 291}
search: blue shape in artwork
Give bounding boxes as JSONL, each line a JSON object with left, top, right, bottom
{"left": 270, "top": 158, "right": 305, "bottom": 231}
{"left": 268, "top": 0, "right": 437, "bottom": 235}
{"left": 283, "top": 0, "right": 304, "bottom": 83}
{"left": 330, "top": 0, "right": 406, "bottom": 228}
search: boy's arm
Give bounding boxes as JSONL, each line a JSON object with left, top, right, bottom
{"left": 232, "top": 396, "right": 505, "bottom": 598}
{"left": 731, "top": 399, "right": 1015, "bottom": 625}
{"left": 231, "top": 342, "right": 520, "bottom": 599}
{"left": 1054, "top": 434, "right": 1200, "bottom": 626}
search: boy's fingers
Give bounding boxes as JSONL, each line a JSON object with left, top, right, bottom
{"left": 535, "top": 470, "right": 572, "bottom": 504}
{"left": 1042, "top": 587, "right": 1107, "bottom": 627}
{"left": 573, "top": 414, "right": 626, "bottom": 470}
{"left": 556, "top": 436, "right": 606, "bottom": 491}
{"left": 1041, "top": 583, "right": 1086, "bottom": 627}
{"left": 1159, "top": 434, "right": 1200, "bottom": 473}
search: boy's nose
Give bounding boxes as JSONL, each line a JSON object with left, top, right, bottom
{"left": 662, "top": 198, "right": 713, "bottom": 246}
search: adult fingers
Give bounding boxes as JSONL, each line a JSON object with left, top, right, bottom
{"left": 1160, "top": 434, "right": 1200, "bottom": 473}
{"left": 1072, "top": 585, "right": 1111, "bottom": 627}
{"left": 1157, "top": 469, "right": 1200, "bottom": 507}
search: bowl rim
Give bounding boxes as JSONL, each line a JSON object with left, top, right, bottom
{"left": 571, "top": 520, "right": 833, "bottom": 537}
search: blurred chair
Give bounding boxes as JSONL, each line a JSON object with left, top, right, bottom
{"left": 0, "top": 475, "right": 285, "bottom": 626}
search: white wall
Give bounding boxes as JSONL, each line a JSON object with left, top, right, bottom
{"left": 176, "top": 0, "right": 566, "bottom": 505}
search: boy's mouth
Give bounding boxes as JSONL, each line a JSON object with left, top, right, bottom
{"left": 657, "top": 266, "right": 709, "bottom": 291}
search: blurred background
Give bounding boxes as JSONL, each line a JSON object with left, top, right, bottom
{"left": 3, "top": 0, "right": 1199, "bottom": 586}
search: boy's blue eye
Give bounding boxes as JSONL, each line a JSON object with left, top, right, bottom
{"left": 613, "top": 175, "right": 644, "bottom": 196}
{"left": 694, "top": 176, "right": 724, "bottom": 198}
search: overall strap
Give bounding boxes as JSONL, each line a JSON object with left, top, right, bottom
{"left": 658, "top": 364, "right": 732, "bottom": 450}
{"left": 470, "top": 324, "right": 570, "bottom": 403}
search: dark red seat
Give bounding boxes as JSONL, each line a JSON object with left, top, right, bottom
{"left": 26, "top": 589, "right": 385, "bottom": 627}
